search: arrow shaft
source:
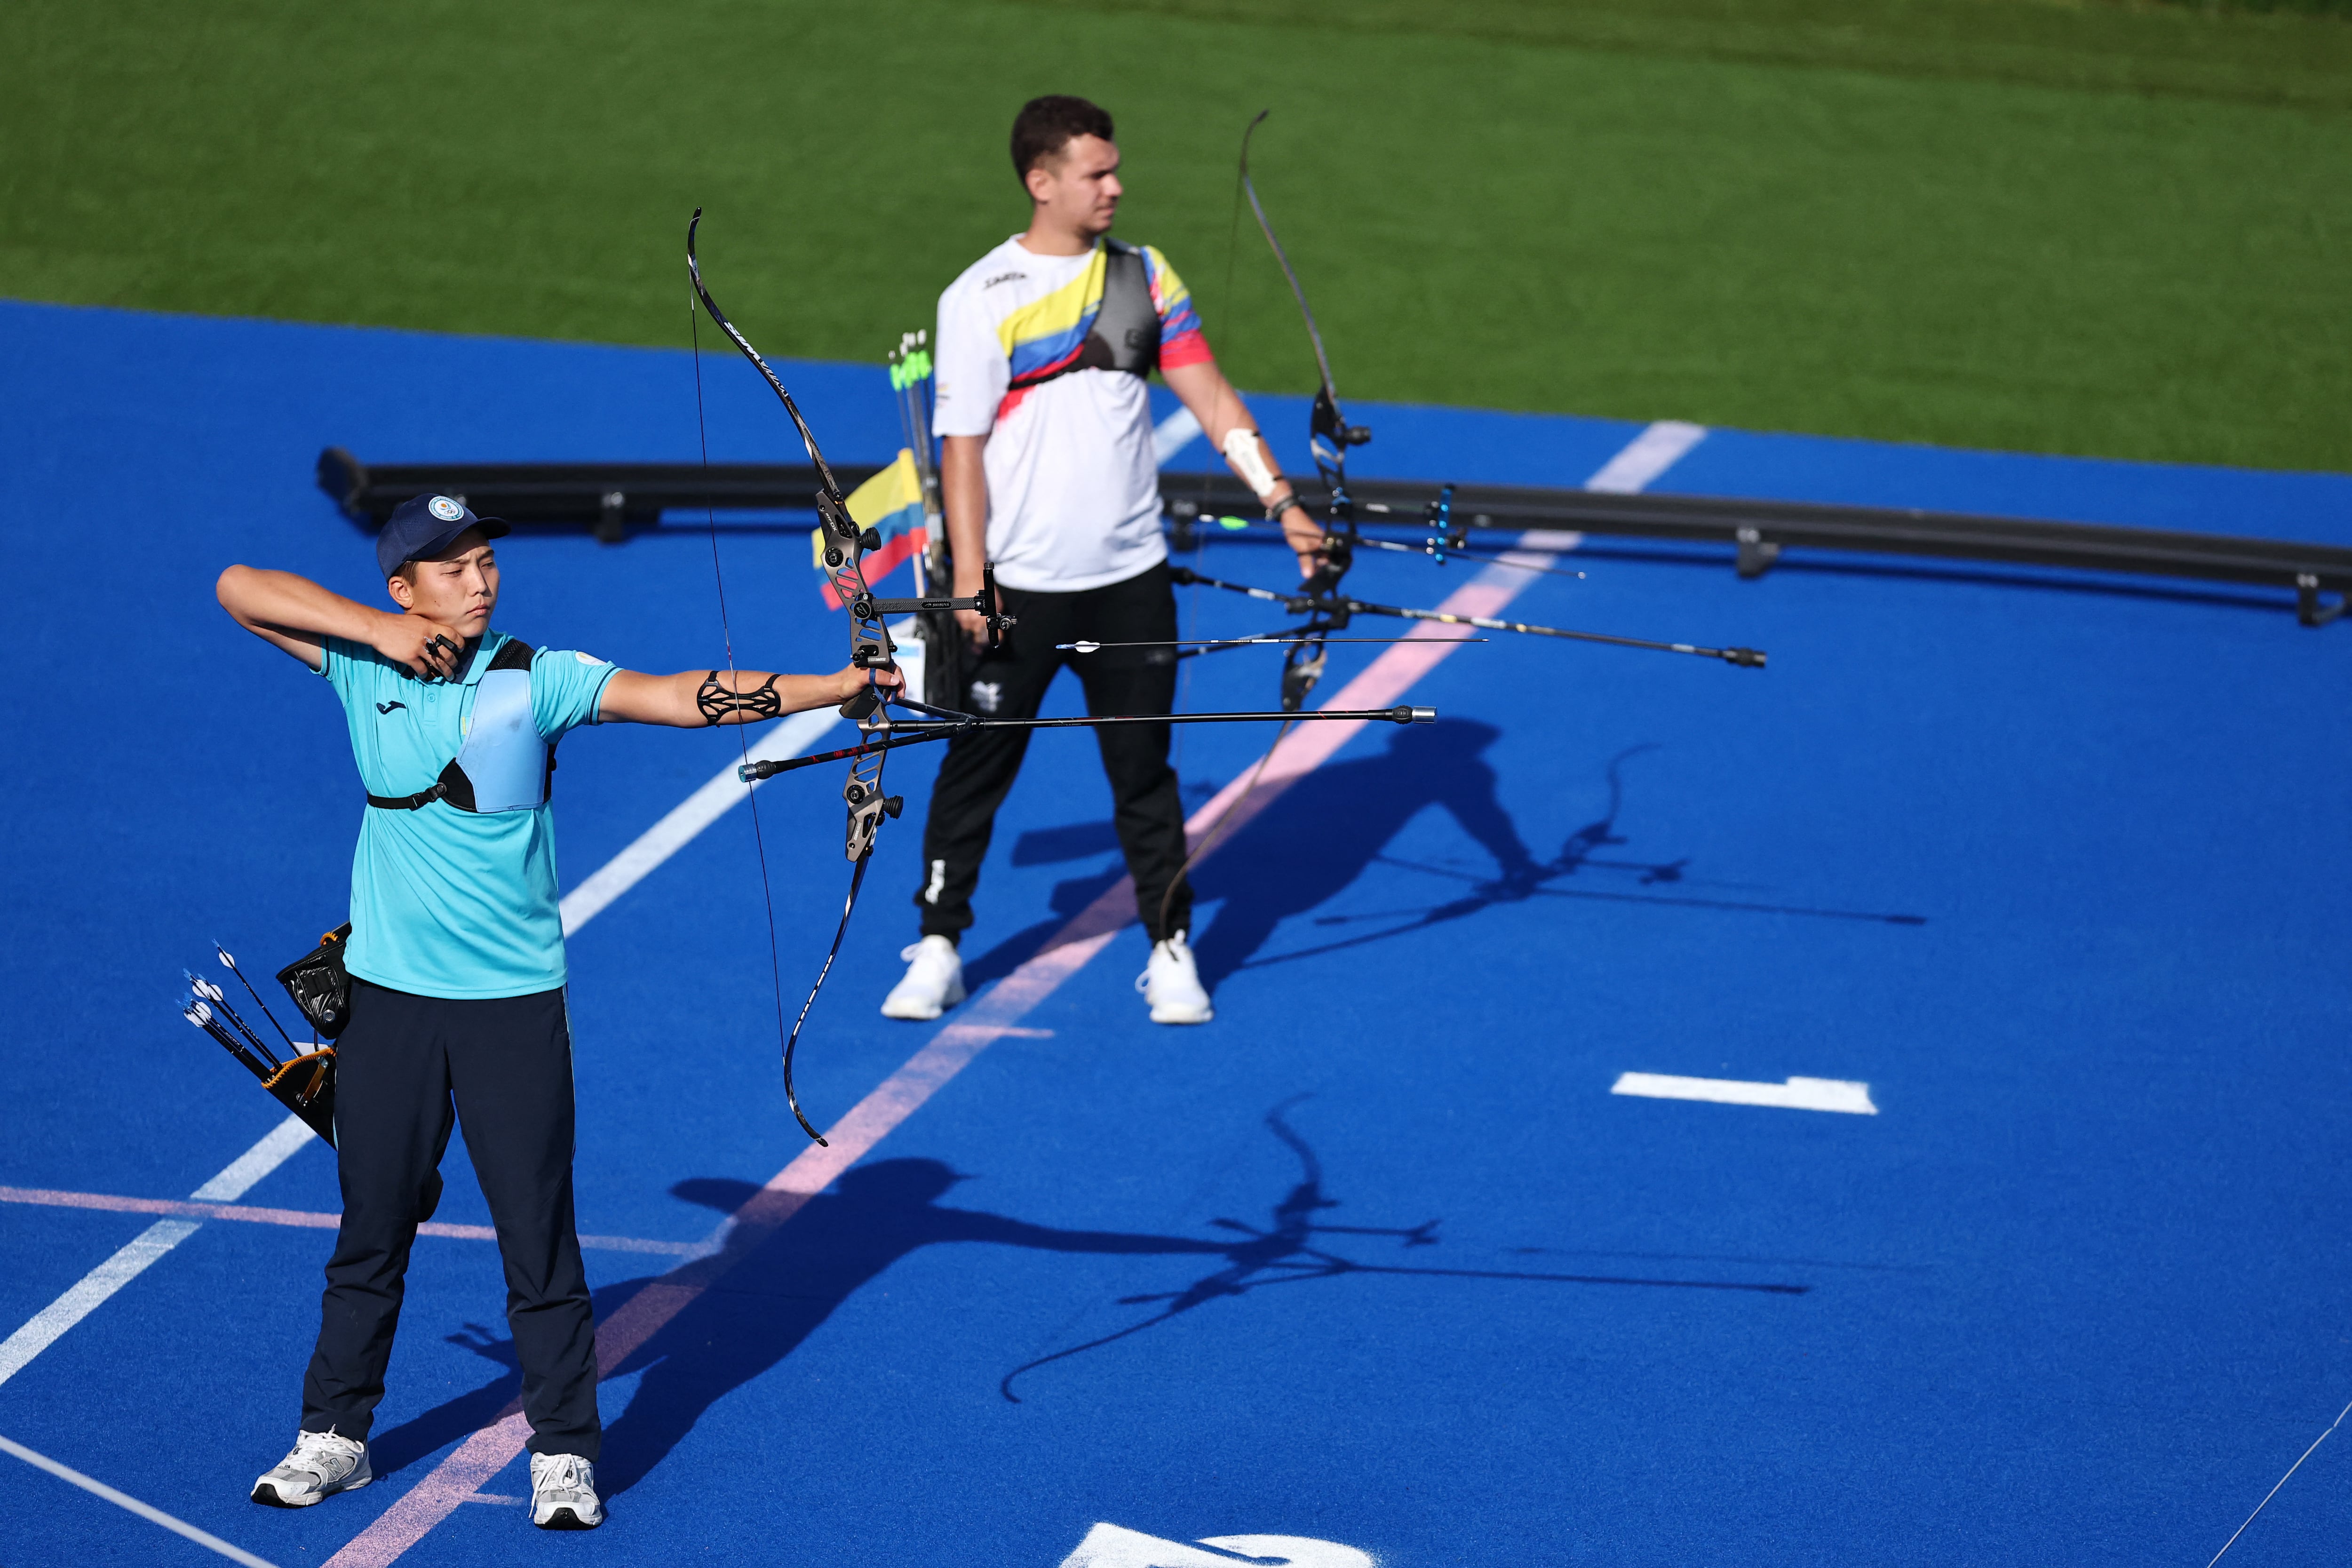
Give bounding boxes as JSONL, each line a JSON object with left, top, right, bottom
{"left": 741, "top": 705, "right": 1433, "bottom": 781}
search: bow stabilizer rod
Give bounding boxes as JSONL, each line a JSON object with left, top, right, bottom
{"left": 739, "top": 705, "right": 1435, "bottom": 782}
{"left": 1169, "top": 565, "right": 1766, "bottom": 668}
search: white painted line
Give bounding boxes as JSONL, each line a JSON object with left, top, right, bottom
{"left": 14, "top": 420, "right": 1653, "bottom": 1562}
{"left": 558, "top": 625, "right": 928, "bottom": 936}
{"left": 1585, "top": 420, "right": 1706, "bottom": 494}
{"left": 0, "top": 1429, "right": 283, "bottom": 1568}
{"left": 0, "top": 683, "right": 858, "bottom": 1393}
{"left": 1152, "top": 406, "right": 1203, "bottom": 466}
{"left": 321, "top": 524, "right": 1586, "bottom": 1568}
{"left": 559, "top": 707, "right": 841, "bottom": 935}
{"left": 1611, "top": 1072, "right": 1878, "bottom": 1114}
{"left": 0, "top": 1186, "right": 704, "bottom": 1256}
{"left": 1518, "top": 527, "right": 1586, "bottom": 551}
{"left": 0, "top": 1113, "right": 311, "bottom": 1391}
{"left": 0, "top": 1222, "right": 202, "bottom": 1390}
{"left": 189, "top": 1115, "right": 314, "bottom": 1203}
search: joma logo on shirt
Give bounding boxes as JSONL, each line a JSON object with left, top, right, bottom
{"left": 376, "top": 700, "right": 407, "bottom": 715}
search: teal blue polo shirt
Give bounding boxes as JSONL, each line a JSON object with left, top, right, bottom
{"left": 320, "top": 631, "right": 618, "bottom": 999}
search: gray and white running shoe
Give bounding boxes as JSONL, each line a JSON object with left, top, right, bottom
{"left": 529, "top": 1451, "right": 603, "bottom": 1529}
{"left": 251, "top": 1429, "right": 371, "bottom": 1507}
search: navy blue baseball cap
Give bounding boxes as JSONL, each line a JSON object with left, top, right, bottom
{"left": 377, "top": 493, "right": 510, "bottom": 579}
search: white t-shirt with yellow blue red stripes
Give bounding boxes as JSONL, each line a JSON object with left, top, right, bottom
{"left": 934, "top": 234, "right": 1211, "bottom": 593}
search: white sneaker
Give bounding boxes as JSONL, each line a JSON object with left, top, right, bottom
{"left": 1138, "top": 931, "right": 1213, "bottom": 1024}
{"left": 529, "top": 1451, "right": 603, "bottom": 1529}
{"left": 882, "top": 935, "right": 965, "bottom": 1020}
{"left": 251, "top": 1429, "right": 371, "bottom": 1507}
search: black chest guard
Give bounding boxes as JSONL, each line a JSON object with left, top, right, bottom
{"left": 1009, "top": 240, "right": 1160, "bottom": 391}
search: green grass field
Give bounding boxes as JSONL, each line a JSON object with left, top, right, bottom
{"left": 3, "top": 0, "right": 2346, "bottom": 471}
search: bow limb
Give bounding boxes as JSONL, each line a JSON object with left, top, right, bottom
{"left": 688, "top": 209, "right": 902, "bottom": 1146}
{"left": 687, "top": 209, "right": 851, "bottom": 506}
{"left": 1237, "top": 113, "right": 1371, "bottom": 470}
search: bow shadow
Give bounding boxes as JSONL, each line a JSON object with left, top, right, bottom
{"left": 370, "top": 1109, "right": 1810, "bottom": 1494}
{"left": 998, "top": 1096, "right": 1808, "bottom": 1402}
{"left": 374, "top": 1159, "right": 1228, "bottom": 1495}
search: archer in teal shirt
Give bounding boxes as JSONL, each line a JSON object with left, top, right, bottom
{"left": 218, "top": 504, "right": 892, "bottom": 1003}
{"left": 220, "top": 497, "right": 891, "bottom": 1525}
{"left": 321, "top": 631, "right": 615, "bottom": 998}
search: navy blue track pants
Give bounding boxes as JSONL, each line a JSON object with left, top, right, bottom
{"left": 301, "top": 977, "right": 600, "bottom": 1458}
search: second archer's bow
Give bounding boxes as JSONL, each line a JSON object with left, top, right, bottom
{"left": 1237, "top": 109, "right": 1374, "bottom": 715}
{"left": 1213, "top": 112, "right": 1767, "bottom": 685}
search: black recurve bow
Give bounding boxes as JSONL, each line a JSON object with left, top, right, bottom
{"left": 1184, "top": 112, "right": 1767, "bottom": 681}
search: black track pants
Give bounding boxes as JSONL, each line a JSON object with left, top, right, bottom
{"left": 917, "top": 559, "right": 1192, "bottom": 945}
{"left": 301, "top": 978, "right": 601, "bottom": 1459}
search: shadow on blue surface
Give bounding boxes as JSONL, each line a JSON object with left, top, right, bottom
{"left": 997, "top": 1100, "right": 1810, "bottom": 1405}
{"left": 381, "top": 1158, "right": 1229, "bottom": 1496}
{"left": 375, "top": 1115, "right": 1815, "bottom": 1499}
{"left": 991, "top": 729, "right": 1929, "bottom": 990}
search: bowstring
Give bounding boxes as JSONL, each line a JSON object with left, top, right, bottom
{"left": 690, "top": 289, "right": 793, "bottom": 1088}
{"left": 1157, "top": 133, "right": 1287, "bottom": 945}
{"left": 1176, "top": 134, "right": 1253, "bottom": 783}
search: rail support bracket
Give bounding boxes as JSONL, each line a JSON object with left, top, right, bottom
{"left": 596, "top": 490, "right": 628, "bottom": 545}
{"left": 1736, "top": 526, "right": 1781, "bottom": 580}
{"left": 2296, "top": 573, "right": 2345, "bottom": 628}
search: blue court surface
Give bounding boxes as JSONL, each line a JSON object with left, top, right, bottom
{"left": 3, "top": 296, "right": 2350, "bottom": 1567}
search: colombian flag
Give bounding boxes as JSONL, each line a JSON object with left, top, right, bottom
{"left": 816, "top": 448, "right": 929, "bottom": 609}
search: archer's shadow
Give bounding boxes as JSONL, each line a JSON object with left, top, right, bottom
{"left": 1185, "top": 717, "right": 1537, "bottom": 987}
{"left": 593, "top": 1161, "right": 1224, "bottom": 1495}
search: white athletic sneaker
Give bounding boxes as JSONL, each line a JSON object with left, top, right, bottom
{"left": 1138, "top": 931, "right": 1214, "bottom": 1024}
{"left": 529, "top": 1451, "right": 604, "bottom": 1530}
{"left": 250, "top": 1429, "right": 371, "bottom": 1508}
{"left": 882, "top": 934, "right": 965, "bottom": 1020}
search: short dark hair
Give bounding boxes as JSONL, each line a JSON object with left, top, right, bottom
{"left": 1011, "top": 96, "right": 1114, "bottom": 184}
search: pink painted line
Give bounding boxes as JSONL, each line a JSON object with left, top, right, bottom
{"left": 0, "top": 1186, "right": 699, "bottom": 1256}
{"left": 324, "top": 544, "right": 1563, "bottom": 1567}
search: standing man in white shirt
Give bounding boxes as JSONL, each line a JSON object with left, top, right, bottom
{"left": 882, "top": 94, "right": 1324, "bottom": 1027}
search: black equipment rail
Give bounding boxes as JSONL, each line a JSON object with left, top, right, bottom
{"left": 317, "top": 447, "right": 888, "bottom": 543}
{"left": 316, "top": 447, "right": 2352, "bottom": 625}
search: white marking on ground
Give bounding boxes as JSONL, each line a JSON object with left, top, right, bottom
{"left": 559, "top": 621, "right": 927, "bottom": 934}
{"left": 15, "top": 421, "right": 1661, "bottom": 1561}
{"left": 1062, "top": 1523, "right": 1375, "bottom": 1568}
{"left": 0, "top": 680, "right": 859, "bottom": 1389}
{"left": 1517, "top": 527, "right": 1585, "bottom": 551}
{"left": 559, "top": 708, "right": 840, "bottom": 933}
{"left": 1153, "top": 406, "right": 1203, "bottom": 466}
{"left": 0, "top": 1186, "right": 702, "bottom": 1255}
{"left": 1584, "top": 420, "right": 1706, "bottom": 493}
{"left": 0, "top": 1430, "right": 282, "bottom": 1567}
{"left": 1611, "top": 1072, "right": 1878, "bottom": 1114}
{"left": 320, "top": 528, "right": 1581, "bottom": 1568}
{"left": 189, "top": 1115, "right": 313, "bottom": 1202}
{"left": 0, "top": 1113, "right": 310, "bottom": 1390}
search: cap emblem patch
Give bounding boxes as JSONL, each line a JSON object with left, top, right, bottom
{"left": 427, "top": 495, "right": 465, "bottom": 523}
